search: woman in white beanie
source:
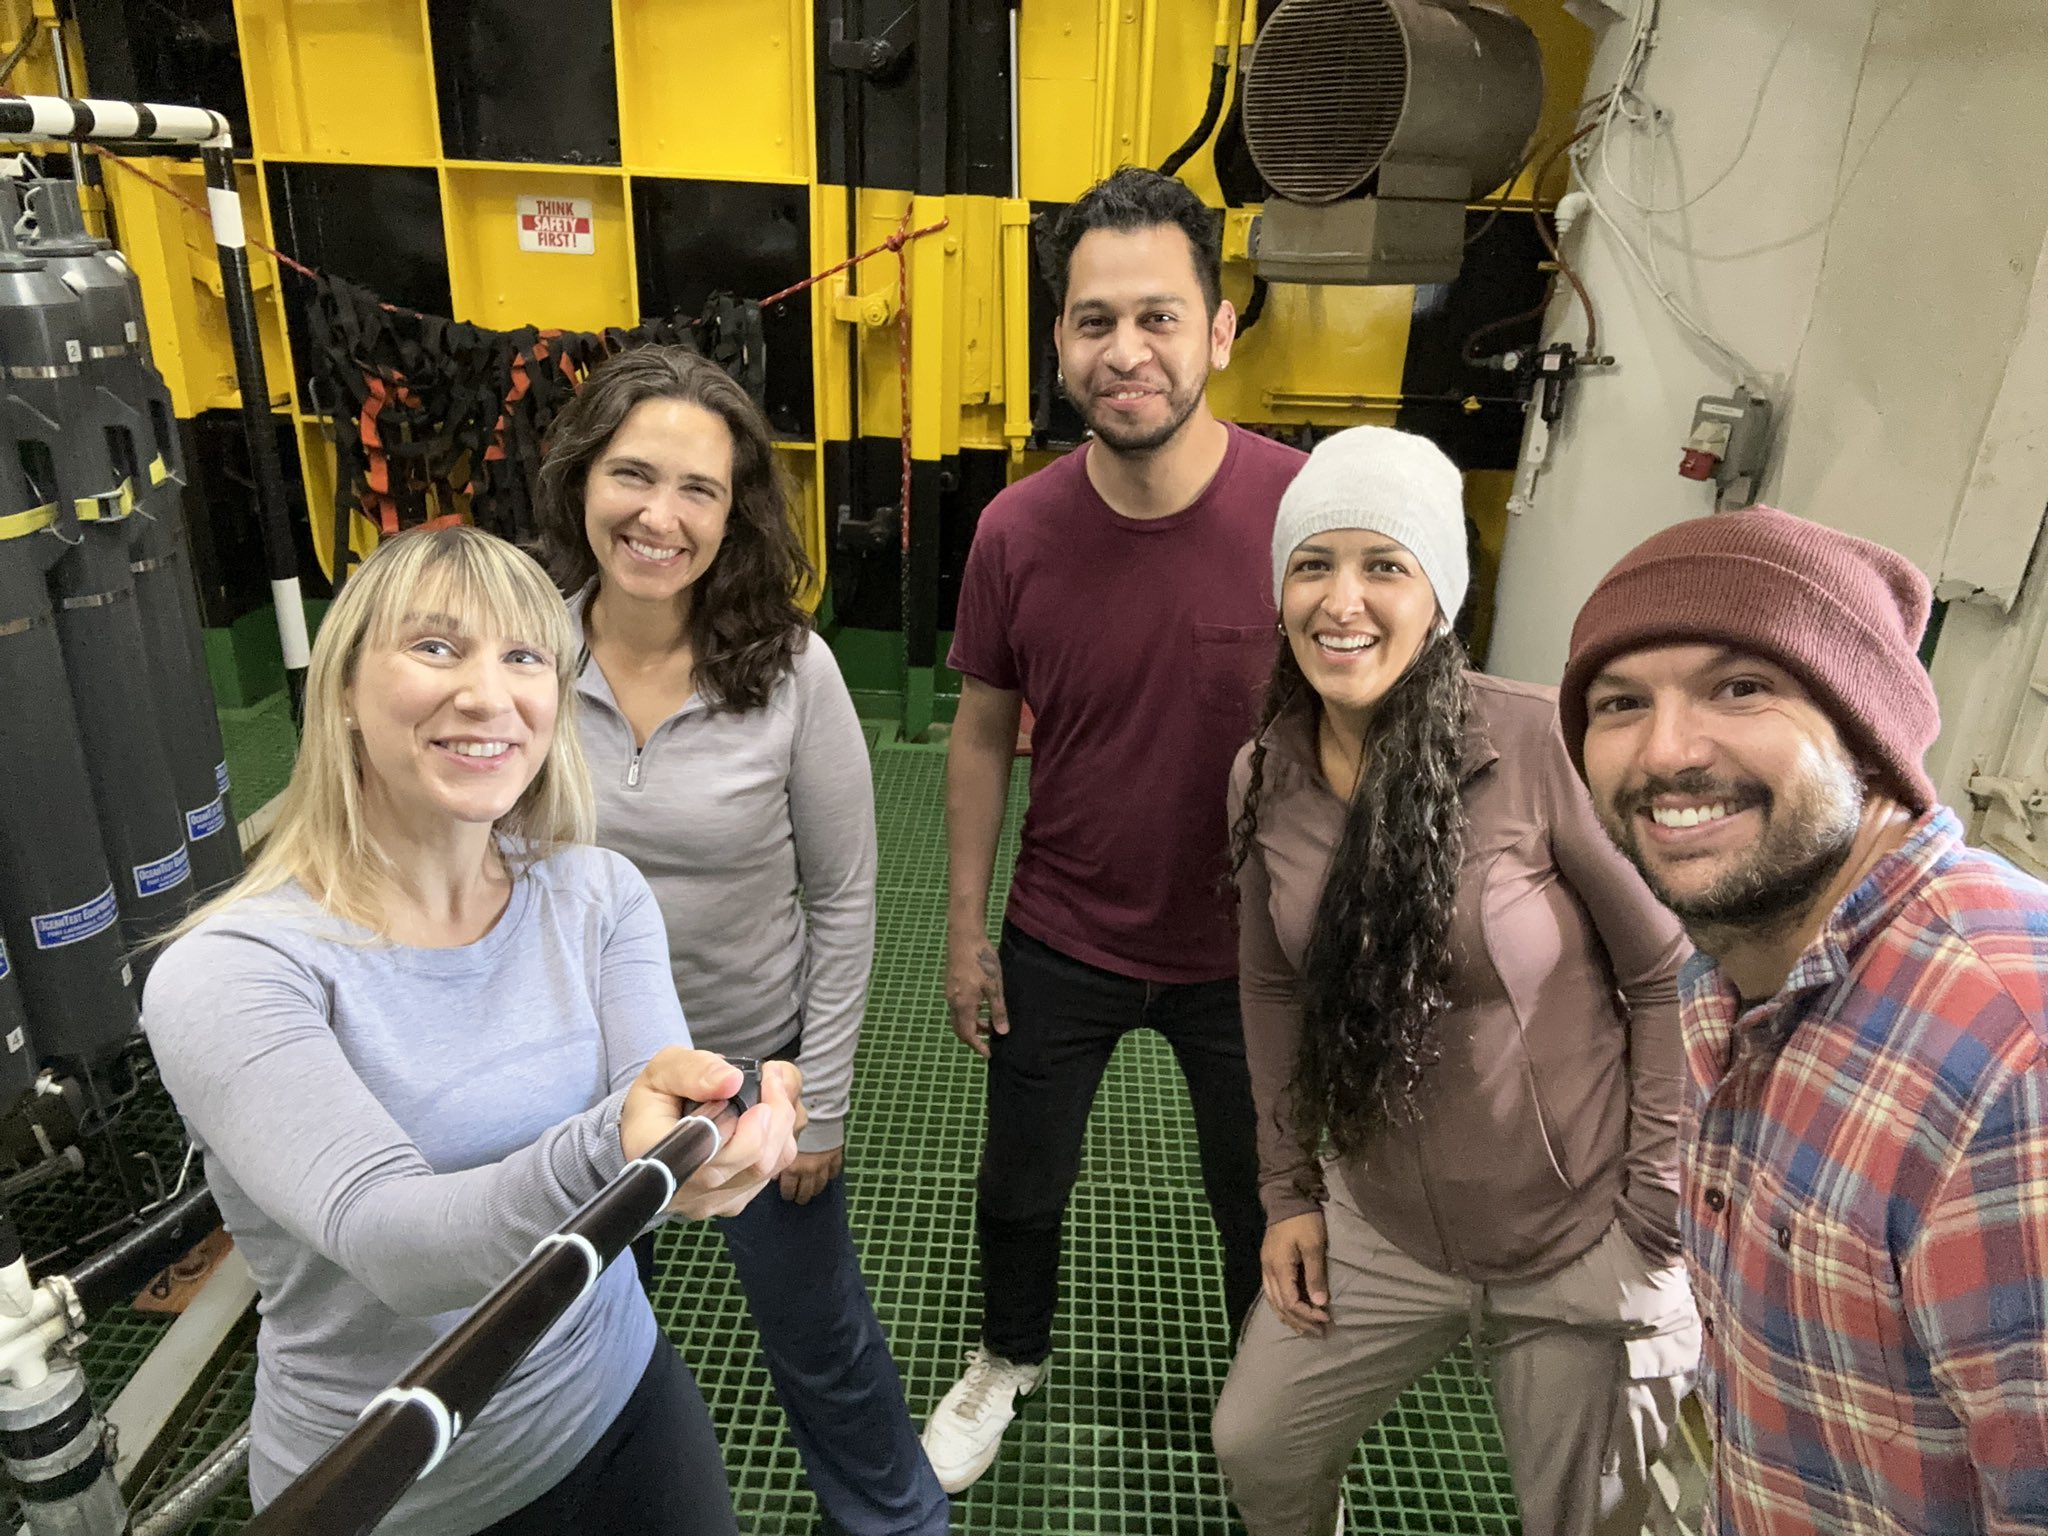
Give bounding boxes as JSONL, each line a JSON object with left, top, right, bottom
{"left": 1210, "top": 425, "right": 1699, "bottom": 1535}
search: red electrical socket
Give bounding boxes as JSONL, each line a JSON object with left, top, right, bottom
{"left": 1680, "top": 417, "right": 1732, "bottom": 482}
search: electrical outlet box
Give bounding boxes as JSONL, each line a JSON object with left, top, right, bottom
{"left": 1686, "top": 386, "right": 1772, "bottom": 507}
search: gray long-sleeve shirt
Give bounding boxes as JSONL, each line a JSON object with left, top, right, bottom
{"left": 571, "top": 616, "right": 877, "bottom": 1154}
{"left": 140, "top": 847, "right": 689, "bottom": 1536}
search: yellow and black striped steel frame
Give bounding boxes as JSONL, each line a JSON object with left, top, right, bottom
{"left": 68, "top": 0, "right": 1593, "bottom": 715}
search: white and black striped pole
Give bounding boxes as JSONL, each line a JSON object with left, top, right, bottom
{"left": 0, "top": 96, "right": 311, "bottom": 721}
{"left": 199, "top": 132, "right": 309, "bottom": 722}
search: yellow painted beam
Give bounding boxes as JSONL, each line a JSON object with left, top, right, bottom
{"left": 999, "top": 200, "right": 1035, "bottom": 448}
{"left": 907, "top": 193, "right": 949, "bottom": 464}
{"left": 234, "top": 0, "right": 440, "bottom": 163}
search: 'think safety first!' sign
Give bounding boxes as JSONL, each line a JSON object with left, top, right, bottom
{"left": 517, "top": 195, "right": 595, "bottom": 255}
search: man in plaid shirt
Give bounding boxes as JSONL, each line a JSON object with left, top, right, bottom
{"left": 1555, "top": 506, "right": 2048, "bottom": 1534}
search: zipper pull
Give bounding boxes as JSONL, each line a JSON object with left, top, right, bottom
{"left": 627, "top": 752, "right": 643, "bottom": 788}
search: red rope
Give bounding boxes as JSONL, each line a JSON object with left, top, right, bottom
{"left": 95, "top": 146, "right": 949, "bottom": 573}
{"left": 751, "top": 204, "right": 945, "bottom": 567}
{"left": 97, "top": 148, "right": 323, "bottom": 281}
{"left": 757, "top": 214, "right": 949, "bottom": 310}
{"left": 96, "top": 147, "right": 950, "bottom": 335}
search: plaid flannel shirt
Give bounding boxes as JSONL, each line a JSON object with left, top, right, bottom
{"left": 1681, "top": 809, "right": 2048, "bottom": 1534}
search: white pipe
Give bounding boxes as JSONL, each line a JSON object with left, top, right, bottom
{"left": 0, "top": 1279, "right": 69, "bottom": 1351}
{"left": 0, "top": 1313, "right": 72, "bottom": 1389}
{"left": 0, "top": 96, "right": 227, "bottom": 145}
{"left": 1009, "top": 9, "right": 1022, "bottom": 200}
{"left": 0, "top": 1255, "right": 35, "bottom": 1321}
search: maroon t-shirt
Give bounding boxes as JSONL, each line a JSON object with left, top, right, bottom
{"left": 948, "top": 424, "right": 1307, "bottom": 983}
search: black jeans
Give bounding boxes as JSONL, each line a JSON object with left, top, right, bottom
{"left": 473, "top": 1337, "right": 738, "bottom": 1535}
{"left": 977, "top": 923, "right": 1265, "bottom": 1365}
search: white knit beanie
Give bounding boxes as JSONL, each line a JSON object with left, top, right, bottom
{"left": 1270, "top": 425, "right": 1469, "bottom": 623}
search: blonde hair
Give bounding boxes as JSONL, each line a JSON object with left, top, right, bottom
{"left": 174, "top": 524, "right": 594, "bottom": 942}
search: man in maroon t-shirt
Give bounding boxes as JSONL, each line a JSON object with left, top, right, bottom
{"left": 919, "top": 167, "right": 1307, "bottom": 1494}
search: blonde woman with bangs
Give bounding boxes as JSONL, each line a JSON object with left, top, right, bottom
{"left": 142, "top": 524, "right": 801, "bottom": 1536}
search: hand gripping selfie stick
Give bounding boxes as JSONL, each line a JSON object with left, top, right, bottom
{"left": 242, "top": 1060, "right": 763, "bottom": 1536}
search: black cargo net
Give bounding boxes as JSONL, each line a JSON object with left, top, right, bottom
{"left": 300, "top": 276, "right": 765, "bottom": 583}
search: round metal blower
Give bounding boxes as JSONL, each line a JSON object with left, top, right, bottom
{"left": 1241, "top": 0, "right": 1546, "bottom": 205}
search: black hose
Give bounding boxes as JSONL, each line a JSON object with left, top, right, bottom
{"left": 62, "top": 1184, "right": 218, "bottom": 1315}
{"left": 1237, "top": 275, "right": 1268, "bottom": 336}
{"left": 0, "top": 24, "right": 38, "bottom": 87}
{"left": 1462, "top": 272, "right": 1557, "bottom": 366}
{"left": 1158, "top": 62, "right": 1228, "bottom": 178}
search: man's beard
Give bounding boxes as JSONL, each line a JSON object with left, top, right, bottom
{"left": 1604, "top": 764, "right": 1865, "bottom": 935}
{"left": 1067, "top": 372, "right": 1206, "bottom": 455}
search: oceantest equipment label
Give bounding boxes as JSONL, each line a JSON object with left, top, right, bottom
{"left": 186, "top": 797, "right": 228, "bottom": 841}
{"left": 0, "top": 935, "right": 9, "bottom": 981}
{"left": 215, "top": 761, "right": 231, "bottom": 796}
{"left": 32, "top": 886, "right": 118, "bottom": 949}
{"left": 134, "top": 846, "right": 192, "bottom": 899}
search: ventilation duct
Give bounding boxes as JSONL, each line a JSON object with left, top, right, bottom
{"left": 1240, "top": 0, "right": 1545, "bottom": 285}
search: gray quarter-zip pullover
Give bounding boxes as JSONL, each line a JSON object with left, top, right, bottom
{"left": 571, "top": 601, "right": 875, "bottom": 1153}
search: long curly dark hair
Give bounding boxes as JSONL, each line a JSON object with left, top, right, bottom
{"left": 531, "top": 346, "right": 815, "bottom": 713}
{"left": 1231, "top": 630, "right": 1472, "bottom": 1162}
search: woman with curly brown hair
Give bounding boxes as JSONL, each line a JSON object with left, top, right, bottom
{"left": 1209, "top": 426, "right": 1699, "bottom": 1536}
{"left": 533, "top": 346, "right": 947, "bottom": 1536}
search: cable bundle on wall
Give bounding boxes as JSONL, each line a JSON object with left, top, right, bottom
{"left": 1563, "top": 0, "right": 1770, "bottom": 394}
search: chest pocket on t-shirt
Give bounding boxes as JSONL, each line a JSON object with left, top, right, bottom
{"left": 1192, "top": 623, "right": 1274, "bottom": 723}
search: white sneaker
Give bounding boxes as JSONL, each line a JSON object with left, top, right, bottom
{"left": 919, "top": 1346, "right": 1046, "bottom": 1493}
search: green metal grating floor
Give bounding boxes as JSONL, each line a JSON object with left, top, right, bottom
{"left": 644, "top": 744, "right": 1518, "bottom": 1535}
{"left": 91, "top": 717, "right": 1523, "bottom": 1533}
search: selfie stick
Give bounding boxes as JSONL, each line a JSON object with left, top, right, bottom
{"left": 241, "top": 1061, "right": 762, "bottom": 1536}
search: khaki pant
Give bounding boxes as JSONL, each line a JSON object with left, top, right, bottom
{"left": 1212, "top": 1176, "right": 1700, "bottom": 1536}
